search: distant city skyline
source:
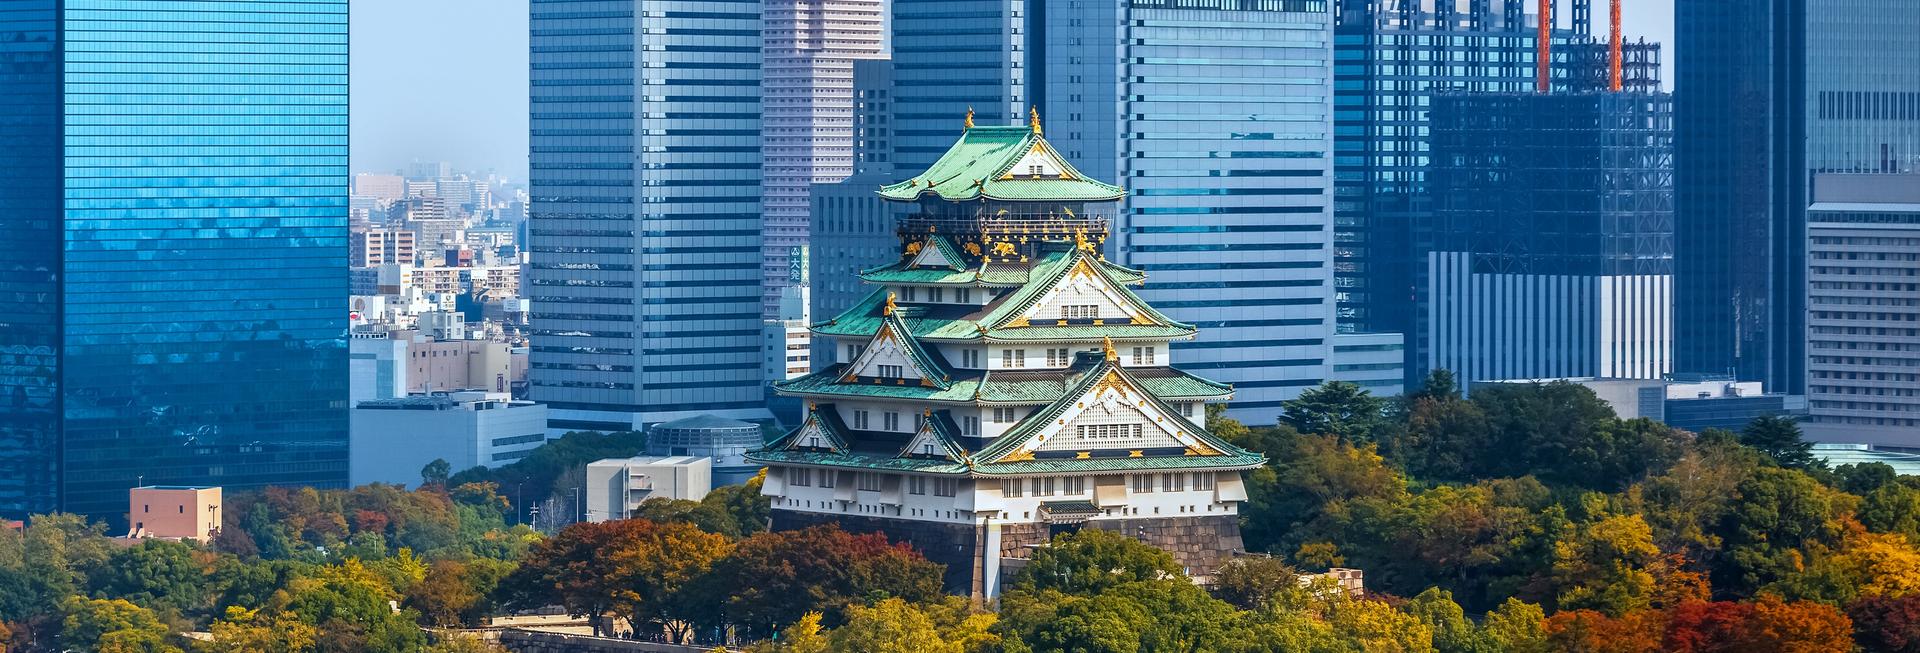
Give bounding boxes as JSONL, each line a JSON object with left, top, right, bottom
{"left": 349, "top": 0, "right": 1674, "bottom": 181}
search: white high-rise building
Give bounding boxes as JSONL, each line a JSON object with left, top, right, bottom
{"left": 760, "top": 0, "right": 887, "bottom": 317}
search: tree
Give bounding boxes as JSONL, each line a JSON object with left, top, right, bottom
{"left": 1211, "top": 556, "right": 1302, "bottom": 611}
{"left": 600, "top": 520, "right": 733, "bottom": 642}
{"left": 1666, "top": 596, "right": 1854, "bottom": 653}
{"left": 828, "top": 598, "right": 952, "bottom": 653}
{"left": 498, "top": 520, "right": 643, "bottom": 636}
{"left": 1408, "top": 369, "right": 1461, "bottom": 404}
{"left": 421, "top": 459, "right": 453, "bottom": 487}
{"left": 59, "top": 597, "right": 180, "bottom": 653}
{"left": 1543, "top": 609, "right": 1662, "bottom": 653}
{"left": 750, "top": 612, "right": 830, "bottom": 653}
{"left": 405, "top": 560, "right": 486, "bottom": 628}
{"left": 1739, "top": 416, "right": 1818, "bottom": 470}
{"left": 1404, "top": 588, "right": 1499, "bottom": 653}
{"left": 1834, "top": 462, "right": 1900, "bottom": 495}
{"left": 1012, "top": 529, "right": 1184, "bottom": 595}
{"left": 688, "top": 525, "right": 943, "bottom": 640}
{"left": 1481, "top": 598, "right": 1550, "bottom": 653}
{"left": 995, "top": 579, "right": 1241, "bottom": 653}
{"left": 268, "top": 560, "right": 426, "bottom": 653}
{"left": 88, "top": 540, "right": 209, "bottom": 618}
{"left": 1280, "top": 381, "right": 1389, "bottom": 443}
{"left": 424, "top": 633, "right": 511, "bottom": 653}
{"left": 1847, "top": 594, "right": 1920, "bottom": 653}
{"left": 1861, "top": 480, "right": 1920, "bottom": 542}
{"left": 1712, "top": 467, "right": 1852, "bottom": 595}
{"left": 1552, "top": 513, "right": 1661, "bottom": 615}
{"left": 1468, "top": 382, "right": 1684, "bottom": 490}
{"left": 200, "top": 607, "right": 318, "bottom": 653}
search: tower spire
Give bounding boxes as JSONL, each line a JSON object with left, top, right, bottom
{"left": 1029, "top": 106, "right": 1043, "bottom": 136}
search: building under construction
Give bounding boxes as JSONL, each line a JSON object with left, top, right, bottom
{"left": 1417, "top": 0, "right": 1675, "bottom": 385}
{"left": 1333, "top": 0, "right": 1663, "bottom": 384}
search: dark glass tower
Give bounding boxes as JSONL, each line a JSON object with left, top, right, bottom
{"left": 0, "top": 1, "right": 351, "bottom": 523}
{"left": 1675, "top": 0, "right": 1920, "bottom": 394}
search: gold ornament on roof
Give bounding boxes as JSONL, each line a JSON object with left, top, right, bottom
{"left": 905, "top": 241, "right": 923, "bottom": 256}
{"left": 963, "top": 241, "right": 983, "bottom": 256}
{"left": 1104, "top": 336, "right": 1118, "bottom": 362}
{"left": 883, "top": 292, "right": 898, "bottom": 316}
{"left": 965, "top": 106, "right": 975, "bottom": 129}
{"left": 1030, "top": 106, "right": 1043, "bottom": 135}
{"left": 1073, "top": 229, "right": 1097, "bottom": 253}
{"left": 992, "top": 241, "right": 1017, "bottom": 257}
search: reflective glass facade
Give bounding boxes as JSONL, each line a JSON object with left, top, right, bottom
{"left": 528, "top": 0, "right": 770, "bottom": 430}
{"left": 0, "top": 0, "right": 351, "bottom": 522}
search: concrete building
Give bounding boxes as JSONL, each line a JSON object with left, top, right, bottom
{"left": 586, "top": 456, "right": 714, "bottom": 522}
{"left": 528, "top": 0, "right": 771, "bottom": 432}
{"left": 350, "top": 392, "right": 550, "bottom": 487}
{"left": 350, "top": 333, "right": 409, "bottom": 406}
{"left": 354, "top": 173, "right": 407, "bottom": 202}
{"left": 351, "top": 228, "right": 418, "bottom": 267}
{"left": 1331, "top": 333, "right": 1406, "bottom": 395}
{"left": 760, "top": 0, "right": 886, "bottom": 316}
{"left": 647, "top": 415, "right": 765, "bottom": 487}
{"left": 128, "top": 486, "right": 222, "bottom": 542}
{"left": 1804, "top": 174, "right": 1920, "bottom": 448}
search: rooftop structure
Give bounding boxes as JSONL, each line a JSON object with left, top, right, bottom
{"left": 754, "top": 121, "right": 1262, "bottom": 598}
{"left": 586, "top": 456, "right": 714, "bottom": 523}
{"left": 128, "top": 486, "right": 222, "bottom": 542}
{"left": 647, "top": 416, "right": 766, "bottom": 487}
{"left": 350, "top": 392, "right": 549, "bottom": 488}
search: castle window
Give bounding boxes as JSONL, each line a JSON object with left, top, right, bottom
{"left": 962, "top": 416, "right": 980, "bottom": 436}
{"left": 1131, "top": 346, "right": 1157, "bottom": 365}
{"left": 1060, "top": 304, "right": 1097, "bottom": 320}
{"left": 1064, "top": 477, "right": 1086, "bottom": 495}
{"left": 1005, "top": 479, "right": 1024, "bottom": 497}
{"left": 1180, "top": 403, "right": 1195, "bottom": 417}
{"left": 1132, "top": 475, "right": 1154, "bottom": 493}
{"left": 930, "top": 287, "right": 945, "bottom": 302}
{"left": 1162, "top": 474, "right": 1186, "bottom": 492}
{"left": 993, "top": 407, "right": 1020, "bottom": 423}
{"left": 1037, "top": 477, "right": 1056, "bottom": 496}
{"left": 962, "top": 349, "right": 981, "bottom": 368}
{"left": 933, "top": 478, "right": 959, "bottom": 497}
{"left": 1194, "top": 473, "right": 1216, "bottom": 492}
{"left": 883, "top": 412, "right": 900, "bottom": 431}
{"left": 1002, "top": 349, "right": 1026, "bottom": 368}
{"left": 903, "top": 286, "right": 918, "bottom": 301}
{"left": 791, "top": 468, "right": 813, "bottom": 487}
{"left": 877, "top": 364, "right": 903, "bottom": 378}
{"left": 958, "top": 289, "right": 973, "bottom": 303}
{"left": 818, "top": 472, "right": 838, "bottom": 489}
{"left": 853, "top": 410, "right": 870, "bottom": 429}
{"left": 857, "top": 473, "right": 882, "bottom": 492}
{"left": 908, "top": 476, "right": 927, "bottom": 495}
{"left": 1046, "top": 348, "right": 1070, "bottom": 366}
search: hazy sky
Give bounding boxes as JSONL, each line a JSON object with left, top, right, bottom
{"left": 349, "top": 0, "right": 1675, "bottom": 180}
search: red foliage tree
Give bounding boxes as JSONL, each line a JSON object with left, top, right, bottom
{"left": 685, "top": 525, "right": 944, "bottom": 640}
{"left": 1849, "top": 595, "right": 1920, "bottom": 653}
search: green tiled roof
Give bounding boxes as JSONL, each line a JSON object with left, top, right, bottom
{"left": 876, "top": 125, "right": 1125, "bottom": 203}
{"left": 746, "top": 448, "right": 1264, "bottom": 477}
{"left": 859, "top": 256, "right": 1146, "bottom": 287}
{"left": 973, "top": 357, "right": 1258, "bottom": 466}
{"left": 765, "top": 404, "right": 853, "bottom": 453}
{"left": 775, "top": 360, "right": 1233, "bottom": 405}
{"left": 817, "top": 248, "right": 1191, "bottom": 343}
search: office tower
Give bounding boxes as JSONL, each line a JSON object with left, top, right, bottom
{"left": 755, "top": 122, "right": 1261, "bottom": 597}
{"left": 810, "top": 59, "right": 900, "bottom": 365}
{"left": 1424, "top": 90, "right": 1676, "bottom": 384}
{"left": 0, "top": 1, "right": 350, "bottom": 522}
{"left": 527, "top": 0, "right": 770, "bottom": 432}
{"left": 1805, "top": 174, "right": 1920, "bottom": 447}
{"left": 354, "top": 174, "right": 407, "bottom": 202}
{"left": 850, "top": 0, "right": 1349, "bottom": 418}
{"left": 1675, "top": 0, "right": 1920, "bottom": 394}
{"left": 760, "top": 0, "right": 885, "bottom": 317}
{"left": 1042, "top": 0, "right": 1350, "bottom": 414}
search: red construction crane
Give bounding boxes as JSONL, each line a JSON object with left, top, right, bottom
{"left": 1610, "top": 0, "right": 1623, "bottom": 92}
{"left": 1537, "top": 0, "right": 1553, "bottom": 93}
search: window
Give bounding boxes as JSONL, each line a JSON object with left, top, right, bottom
{"left": 908, "top": 476, "right": 927, "bottom": 495}
{"left": 1047, "top": 348, "right": 1071, "bottom": 366}
{"left": 1132, "top": 475, "right": 1155, "bottom": 493}
{"left": 963, "top": 416, "right": 980, "bottom": 436}
{"left": 958, "top": 289, "right": 973, "bottom": 303}
{"left": 1194, "top": 473, "right": 1216, "bottom": 491}
{"left": 903, "top": 286, "right": 918, "bottom": 301}
{"left": 1060, "top": 304, "right": 1098, "bottom": 320}
{"left": 1076, "top": 424, "right": 1142, "bottom": 440}
{"left": 1180, "top": 403, "right": 1196, "bottom": 417}
{"left": 1132, "top": 346, "right": 1157, "bottom": 365}
{"left": 791, "top": 468, "right": 813, "bottom": 487}
{"left": 846, "top": 344, "right": 863, "bottom": 362}
{"left": 853, "top": 410, "right": 870, "bottom": 429}
{"left": 818, "top": 471, "right": 838, "bottom": 488}
{"left": 961, "top": 349, "right": 981, "bottom": 368}
{"left": 883, "top": 412, "right": 900, "bottom": 431}
{"left": 1037, "top": 477, "right": 1056, "bottom": 496}
{"left": 933, "top": 478, "right": 959, "bottom": 497}
{"left": 857, "top": 473, "right": 882, "bottom": 492}
{"left": 1002, "top": 349, "right": 1026, "bottom": 368}
{"left": 1163, "top": 474, "right": 1186, "bottom": 492}
{"left": 1064, "top": 477, "right": 1086, "bottom": 495}
{"left": 930, "top": 287, "right": 945, "bottom": 302}
{"left": 993, "top": 407, "right": 1020, "bottom": 423}
{"left": 877, "top": 364, "right": 903, "bottom": 378}
{"left": 1006, "top": 479, "right": 1024, "bottom": 497}
{"left": 1029, "top": 164, "right": 1044, "bottom": 176}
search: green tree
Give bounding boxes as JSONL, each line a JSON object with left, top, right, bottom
{"left": 420, "top": 459, "right": 452, "bottom": 487}
{"left": 1551, "top": 513, "right": 1661, "bottom": 615}
{"left": 87, "top": 539, "right": 209, "bottom": 619}
{"left": 1279, "top": 381, "right": 1389, "bottom": 443}
{"left": 60, "top": 597, "right": 180, "bottom": 653}
{"left": 1713, "top": 467, "right": 1853, "bottom": 595}
{"left": 1861, "top": 480, "right": 1920, "bottom": 542}
{"left": 1739, "top": 415, "right": 1819, "bottom": 470}
{"left": 1012, "top": 529, "right": 1184, "bottom": 595}
{"left": 828, "top": 598, "right": 952, "bottom": 653}
{"left": 1408, "top": 369, "right": 1461, "bottom": 404}
{"left": 268, "top": 560, "right": 426, "bottom": 653}
{"left": 996, "top": 580, "right": 1240, "bottom": 653}
{"left": 199, "top": 607, "right": 317, "bottom": 653}
{"left": 1405, "top": 588, "right": 1499, "bottom": 653}
{"left": 1210, "top": 556, "right": 1302, "bottom": 611}
{"left": 1480, "top": 598, "right": 1550, "bottom": 653}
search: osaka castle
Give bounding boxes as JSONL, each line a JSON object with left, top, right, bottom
{"left": 749, "top": 113, "right": 1264, "bottom": 598}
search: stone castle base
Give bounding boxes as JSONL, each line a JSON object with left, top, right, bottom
{"left": 769, "top": 510, "right": 1246, "bottom": 596}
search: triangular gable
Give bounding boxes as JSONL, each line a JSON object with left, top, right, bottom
{"left": 842, "top": 313, "right": 953, "bottom": 389}
{"left": 908, "top": 236, "right": 967, "bottom": 271}
{"left": 1007, "top": 255, "right": 1162, "bottom": 328}
{"left": 898, "top": 411, "right": 969, "bottom": 462}
{"left": 777, "top": 405, "right": 851, "bottom": 454}
{"left": 998, "top": 139, "right": 1077, "bottom": 180}
{"left": 982, "top": 364, "right": 1231, "bottom": 464}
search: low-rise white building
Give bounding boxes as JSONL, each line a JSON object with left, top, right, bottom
{"left": 585, "top": 456, "right": 713, "bottom": 522}
{"left": 350, "top": 391, "right": 550, "bottom": 487}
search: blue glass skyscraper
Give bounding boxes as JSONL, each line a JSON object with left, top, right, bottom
{"left": 527, "top": 1, "right": 771, "bottom": 430}
{"left": 0, "top": 0, "right": 351, "bottom": 522}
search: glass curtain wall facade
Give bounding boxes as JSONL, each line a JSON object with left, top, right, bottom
{"left": 528, "top": 0, "right": 770, "bottom": 431}
{"left": 1044, "top": 0, "right": 1343, "bottom": 415}
{"left": 0, "top": 0, "right": 351, "bottom": 522}
{"left": 1675, "top": 0, "right": 1920, "bottom": 394}
{"left": 890, "top": 0, "right": 1027, "bottom": 173}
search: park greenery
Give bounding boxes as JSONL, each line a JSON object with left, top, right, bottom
{"left": 2, "top": 376, "right": 1919, "bottom": 651}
